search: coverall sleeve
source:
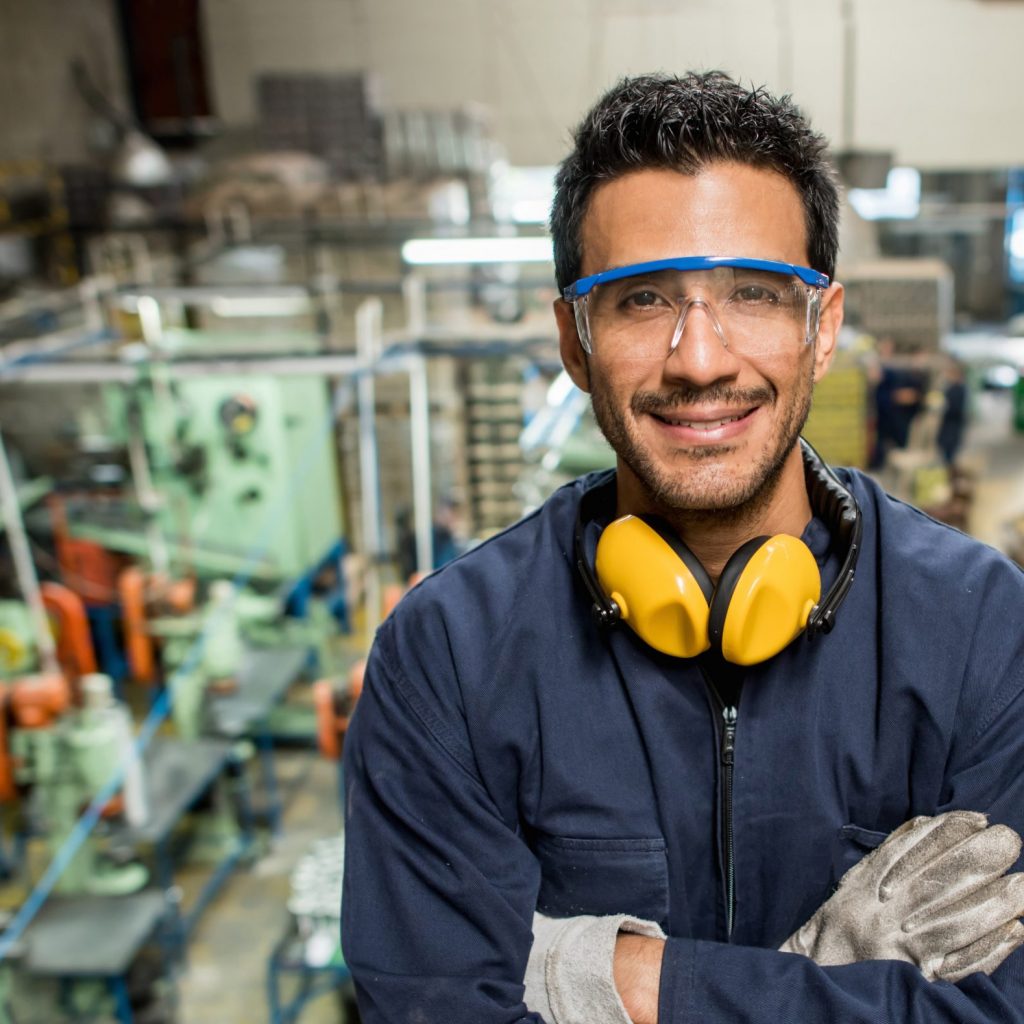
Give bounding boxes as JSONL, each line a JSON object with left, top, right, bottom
{"left": 341, "top": 615, "right": 545, "bottom": 1024}
{"left": 655, "top": 935, "right": 1024, "bottom": 1023}
{"left": 655, "top": 681, "right": 1024, "bottom": 1022}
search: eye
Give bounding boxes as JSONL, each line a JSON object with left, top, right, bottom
{"left": 621, "top": 288, "right": 669, "bottom": 310}
{"left": 732, "top": 283, "right": 781, "bottom": 305}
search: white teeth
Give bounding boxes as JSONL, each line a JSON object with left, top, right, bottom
{"left": 662, "top": 413, "right": 745, "bottom": 430}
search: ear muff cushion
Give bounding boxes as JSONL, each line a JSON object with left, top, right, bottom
{"left": 595, "top": 515, "right": 712, "bottom": 659}
{"left": 711, "top": 535, "right": 822, "bottom": 666}
{"left": 708, "top": 536, "right": 771, "bottom": 648}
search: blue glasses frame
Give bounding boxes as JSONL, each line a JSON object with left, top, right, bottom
{"left": 563, "top": 256, "right": 830, "bottom": 302}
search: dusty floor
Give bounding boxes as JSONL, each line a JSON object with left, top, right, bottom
{"left": 176, "top": 748, "right": 352, "bottom": 1024}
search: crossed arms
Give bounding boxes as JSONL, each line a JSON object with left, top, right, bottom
{"left": 342, "top": 614, "right": 1024, "bottom": 1024}
{"left": 527, "top": 812, "right": 1024, "bottom": 1023}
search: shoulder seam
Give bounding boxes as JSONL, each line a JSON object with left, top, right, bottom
{"left": 374, "top": 616, "right": 480, "bottom": 779}
{"left": 969, "top": 662, "right": 1024, "bottom": 747}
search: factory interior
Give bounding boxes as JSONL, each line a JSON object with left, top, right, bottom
{"left": 2, "top": 0, "right": 1024, "bottom": 1020}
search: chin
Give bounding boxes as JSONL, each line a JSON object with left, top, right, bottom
{"left": 629, "top": 438, "right": 791, "bottom": 516}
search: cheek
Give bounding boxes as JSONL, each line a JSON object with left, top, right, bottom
{"left": 761, "top": 350, "right": 814, "bottom": 396}
{"left": 589, "top": 356, "right": 657, "bottom": 397}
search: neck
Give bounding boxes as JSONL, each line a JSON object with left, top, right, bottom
{"left": 616, "top": 445, "right": 813, "bottom": 582}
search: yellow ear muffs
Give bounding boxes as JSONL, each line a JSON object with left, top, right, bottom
{"left": 594, "top": 515, "right": 713, "bottom": 658}
{"left": 709, "top": 535, "right": 821, "bottom": 667}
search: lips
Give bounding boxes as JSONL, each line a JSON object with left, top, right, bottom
{"left": 656, "top": 411, "right": 750, "bottom": 430}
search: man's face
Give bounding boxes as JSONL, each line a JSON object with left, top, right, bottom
{"left": 555, "top": 162, "right": 843, "bottom": 518}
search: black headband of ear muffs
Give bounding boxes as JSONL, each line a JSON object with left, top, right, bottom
{"left": 574, "top": 437, "right": 862, "bottom": 640}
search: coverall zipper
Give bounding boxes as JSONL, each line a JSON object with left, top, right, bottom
{"left": 702, "top": 668, "right": 742, "bottom": 940}
{"left": 721, "top": 704, "right": 738, "bottom": 938}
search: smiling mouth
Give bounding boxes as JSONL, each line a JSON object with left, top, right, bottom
{"left": 653, "top": 409, "right": 755, "bottom": 430}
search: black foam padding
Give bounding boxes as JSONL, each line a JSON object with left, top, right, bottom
{"left": 799, "top": 438, "right": 863, "bottom": 633}
{"left": 708, "top": 536, "right": 771, "bottom": 646}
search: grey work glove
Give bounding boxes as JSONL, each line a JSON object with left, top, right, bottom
{"left": 780, "top": 810, "right": 1024, "bottom": 982}
{"left": 524, "top": 911, "right": 666, "bottom": 1024}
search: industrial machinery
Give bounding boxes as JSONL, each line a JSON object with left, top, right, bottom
{"left": 98, "top": 358, "right": 345, "bottom": 582}
{"left": 146, "top": 578, "right": 247, "bottom": 743}
{"left": 5, "top": 671, "right": 147, "bottom": 896}
{"left": 0, "top": 604, "right": 34, "bottom": 680}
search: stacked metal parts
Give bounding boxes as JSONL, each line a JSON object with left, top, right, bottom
{"left": 842, "top": 260, "right": 955, "bottom": 352}
{"left": 287, "top": 835, "right": 345, "bottom": 958}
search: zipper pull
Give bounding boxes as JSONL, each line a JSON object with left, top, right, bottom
{"left": 722, "top": 705, "right": 737, "bottom": 766}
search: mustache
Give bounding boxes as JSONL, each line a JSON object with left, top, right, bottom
{"left": 631, "top": 383, "right": 775, "bottom": 415}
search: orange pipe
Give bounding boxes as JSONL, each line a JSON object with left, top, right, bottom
{"left": 10, "top": 673, "right": 71, "bottom": 729}
{"left": 313, "top": 665, "right": 366, "bottom": 761}
{"left": 381, "top": 583, "right": 405, "bottom": 620}
{"left": 40, "top": 582, "right": 97, "bottom": 678}
{"left": 118, "top": 567, "right": 156, "bottom": 684}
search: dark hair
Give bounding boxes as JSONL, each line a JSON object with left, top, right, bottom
{"left": 550, "top": 71, "right": 840, "bottom": 292}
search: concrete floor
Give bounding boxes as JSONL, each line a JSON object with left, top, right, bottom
{"left": 177, "top": 749, "right": 351, "bottom": 1024}
{"left": 961, "top": 389, "right": 1024, "bottom": 549}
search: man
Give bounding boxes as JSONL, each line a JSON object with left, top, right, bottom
{"left": 870, "top": 337, "right": 927, "bottom": 469}
{"left": 938, "top": 356, "right": 968, "bottom": 466}
{"left": 342, "top": 72, "right": 1024, "bottom": 1022}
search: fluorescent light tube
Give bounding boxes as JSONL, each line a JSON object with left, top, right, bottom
{"left": 401, "top": 237, "right": 553, "bottom": 265}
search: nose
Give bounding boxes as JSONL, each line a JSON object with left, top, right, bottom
{"left": 665, "top": 298, "right": 741, "bottom": 385}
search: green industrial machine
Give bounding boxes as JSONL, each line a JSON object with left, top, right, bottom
{"left": 154, "top": 579, "right": 249, "bottom": 741}
{"left": 95, "top": 330, "right": 345, "bottom": 581}
{"left": 11, "top": 675, "right": 147, "bottom": 897}
{"left": 150, "top": 577, "right": 343, "bottom": 739}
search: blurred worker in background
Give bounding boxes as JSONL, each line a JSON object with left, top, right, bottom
{"left": 343, "top": 72, "right": 1024, "bottom": 1024}
{"left": 938, "top": 356, "right": 969, "bottom": 467}
{"left": 869, "top": 336, "right": 927, "bottom": 468}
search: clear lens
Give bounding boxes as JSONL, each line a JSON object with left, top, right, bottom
{"left": 578, "top": 266, "right": 820, "bottom": 359}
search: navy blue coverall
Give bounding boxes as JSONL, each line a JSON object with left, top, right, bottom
{"left": 342, "top": 467, "right": 1024, "bottom": 1022}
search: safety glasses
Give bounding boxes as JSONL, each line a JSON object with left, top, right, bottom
{"left": 564, "top": 256, "right": 830, "bottom": 359}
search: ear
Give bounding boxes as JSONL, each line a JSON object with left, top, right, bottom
{"left": 812, "top": 282, "right": 844, "bottom": 383}
{"left": 554, "top": 298, "right": 591, "bottom": 394}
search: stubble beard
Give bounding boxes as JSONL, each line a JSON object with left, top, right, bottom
{"left": 589, "top": 364, "right": 815, "bottom": 527}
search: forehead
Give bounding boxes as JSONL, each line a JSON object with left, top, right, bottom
{"left": 579, "top": 163, "right": 809, "bottom": 277}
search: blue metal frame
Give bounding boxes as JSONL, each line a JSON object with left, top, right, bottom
{"left": 255, "top": 727, "right": 284, "bottom": 836}
{"left": 266, "top": 929, "right": 352, "bottom": 1024}
{"left": 86, "top": 604, "right": 129, "bottom": 688}
{"left": 563, "top": 256, "right": 830, "bottom": 300}
{"left": 149, "top": 748, "right": 256, "bottom": 954}
{"left": 54, "top": 959, "right": 151, "bottom": 1024}
{"left": 283, "top": 538, "right": 349, "bottom": 633}
{"left": 108, "top": 976, "right": 134, "bottom": 1024}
